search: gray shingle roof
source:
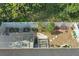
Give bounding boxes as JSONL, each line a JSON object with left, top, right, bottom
{"left": 1, "top": 22, "right": 38, "bottom": 28}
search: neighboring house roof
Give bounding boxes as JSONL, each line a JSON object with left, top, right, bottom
{"left": 1, "top": 22, "right": 38, "bottom": 28}
{"left": 54, "top": 22, "right": 72, "bottom": 27}
{"left": 1, "top": 22, "right": 50, "bottom": 28}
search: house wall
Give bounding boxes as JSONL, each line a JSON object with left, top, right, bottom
{"left": 0, "top": 32, "right": 36, "bottom": 48}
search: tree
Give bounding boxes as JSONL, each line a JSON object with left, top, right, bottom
{"left": 0, "top": 3, "right": 79, "bottom": 22}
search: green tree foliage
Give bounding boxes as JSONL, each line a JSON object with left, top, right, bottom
{"left": 38, "top": 22, "right": 46, "bottom": 32}
{"left": 0, "top": 3, "right": 79, "bottom": 22}
{"left": 46, "top": 22, "right": 55, "bottom": 32}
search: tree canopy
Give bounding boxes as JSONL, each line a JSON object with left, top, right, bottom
{"left": 0, "top": 3, "right": 79, "bottom": 22}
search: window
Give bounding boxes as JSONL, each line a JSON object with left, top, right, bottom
{"left": 32, "top": 28, "right": 38, "bottom": 32}
{"left": 23, "top": 28, "right": 30, "bottom": 32}
{"left": 9, "top": 28, "right": 19, "bottom": 32}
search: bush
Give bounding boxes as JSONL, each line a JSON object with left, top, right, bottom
{"left": 38, "top": 22, "right": 46, "bottom": 32}
{"left": 38, "top": 22, "right": 55, "bottom": 33}
{"left": 46, "top": 22, "right": 55, "bottom": 33}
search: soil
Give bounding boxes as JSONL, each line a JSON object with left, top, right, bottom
{"left": 41, "top": 28, "right": 78, "bottom": 48}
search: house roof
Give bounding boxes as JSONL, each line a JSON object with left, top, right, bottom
{"left": 54, "top": 22, "right": 72, "bottom": 27}
{"left": 1, "top": 22, "right": 38, "bottom": 28}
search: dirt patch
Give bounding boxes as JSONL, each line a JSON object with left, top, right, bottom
{"left": 41, "top": 28, "right": 78, "bottom": 48}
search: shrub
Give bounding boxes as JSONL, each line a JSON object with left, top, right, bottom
{"left": 46, "top": 22, "right": 55, "bottom": 33}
